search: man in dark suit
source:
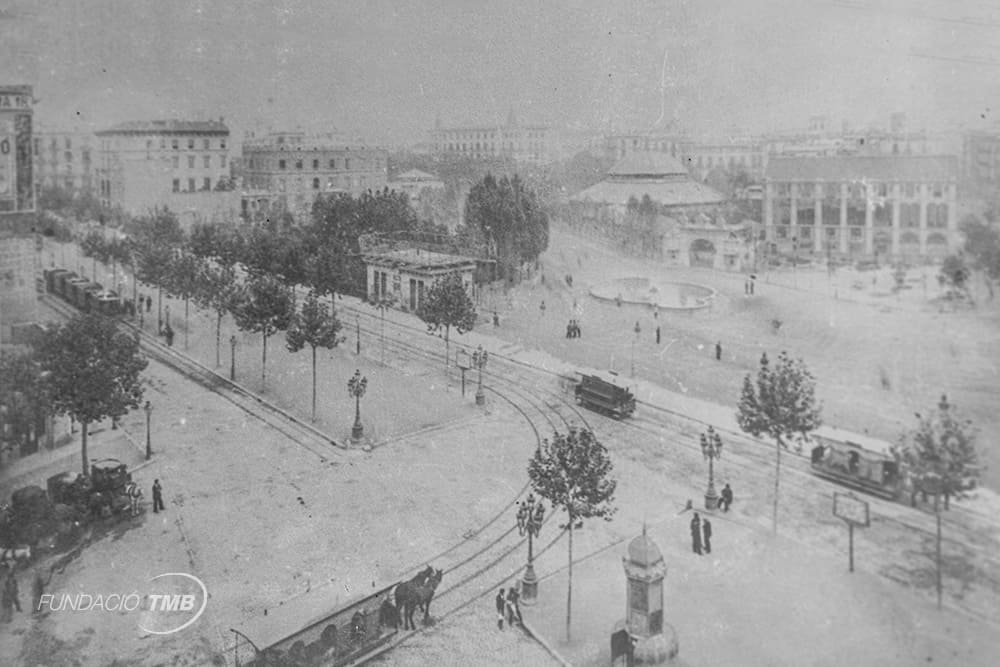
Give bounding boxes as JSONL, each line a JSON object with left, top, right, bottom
{"left": 152, "top": 479, "right": 165, "bottom": 513}
{"left": 703, "top": 518, "right": 712, "bottom": 554}
{"left": 495, "top": 588, "right": 506, "bottom": 629}
{"left": 690, "top": 512, "right": 702, "bottom": 555}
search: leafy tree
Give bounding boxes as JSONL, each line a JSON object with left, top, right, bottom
{"left": 898, "top": 395, "right": 980, "bottom": 510}
{"left": 194, "top": 263, "right": 241, "bottom": 367}
{"left": 938, "top": 253, "right": 972, "bottom": 304}
{"left": 416, "top": 273, "right": 477, "bottom": 367}
{"left": 464, "top": 174, "right": 550, "bottom": 282}
{"left": 528, "top": 427, "right": 617, "bottom": 641}
{"left": 163, "top": 252, "right": 205, "bottom": 350}
{"left": 736, "top": 351, "right": 822, "bottom": 533}
{"left": 36, "top": 313, "right": 147, "bottom": 476}
{"left": 960, "top": 216, "right": 1000, "bottom": 299}
{"left": 231, "top": 274, "right": 295, "bottom": 384}
{"left": 286, "top": 293, "right": 344, "bottom": 420}
{"left": 132, "top": 208, "right": 185, "bottom": 330}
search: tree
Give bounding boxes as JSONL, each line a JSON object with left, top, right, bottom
{"left": 898, "top": 394, "right": 980, "bottom": 511}
{"left": 528, "top": 427, "right": 616, "bottom": 642}
{"left": 286, "top": 293, "right": 344, "bottom": 420}
{"left": 938, "top": 253, "right": 971, "bottom": 303}
{"left": 36, "top": 313, "right": 147, "bottom": 476}
{"left": 736, "top": 351, "right": 822, "bottom": 534}
{"left": 194, "top": 263, "right": 240, "bottom": 367}
{"left": 416, "top": 273, "right": 477, "bottom": 367}
{"left": 231, "top": 274, "right": 295, "bottom": 384}
{"left": 163, "top": 252, "right": 204, "bottom": 350}
{"left": 960, "top": 216, "right": 1000, "bottom": 299}
{"left": 464, "top": 174, "right": 550, "bottom": 282}
{"left": 132, "top": 208, "right": 185, "bottom": 331}
{"left": 0, "top": 352, "right": 50, "bottom": 460}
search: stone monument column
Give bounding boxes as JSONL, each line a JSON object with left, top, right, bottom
{"left": 615, "top": 526, "right": 679, "bottom": 664}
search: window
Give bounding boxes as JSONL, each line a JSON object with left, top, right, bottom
{"left": 203, "top": 139, "right": 210, "bottom": 150}
{"left": 279, "top": 159, "right": 286, "bottom": 170}
{"left": 172, "top": 156, "right": 180, "bottom": 169}
{"left": 172, "top": 139, "right": 179, "bottom": 150}
{"left": 329, "top": 158, "right": 336, "bottom": 169}
{"left": 295, "top": 160, "right": 302, "bottom": 170}
{"left": 312, "top": 159, "right": 319, "bottom": 169}
{"left": 188, "top": 178, "right": 195, "bottom": 192}
{"left": 188, "top": 155, "right": 195, "bottom": 168}
{"left": 220, "top": 156, "right": 226, "bottom": 169}
{"left": 220, "top": 139, "right": 226, "bottom": 149}
{"left": 160, "top": 139, "right": 166, "bottom": 149}
{"left": 33, "top": 138, "right": 39, "bottom": 155}
{"left": 172, "top": 179, "right": 180, "bottom": 193}
{"left": 932, "top": 183, "right": 943, "bottom": 198}
{"left": 64, "top": 151, "right": 73, "bottom": 162}
{"left": 146, "top": 140, "right": 153, "bottom": 151}
{"left": 904, "top": 183, "right": 915, "bottom": 198}
{"left": 312, "top": 177, "right": 320, "bottom": 189}
{"left": 203, "top": 177, "right": 211, "bottom": 191}
{"left": 345, "top": 158, "right": 350, "bottom": 170}
{"left": 188, "top": 138, "right": 195, "bottom": 149}
{"left": 204, "top": 155, "right": 211, "bottom": 168}
{"left": 65, "top": 137, "right": 72, "bottom": 149}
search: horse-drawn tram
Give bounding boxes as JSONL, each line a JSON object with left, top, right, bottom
{"left": 808, "top": 427, "right": 903, "bottom": 500}
{"left": 574, "top": 372, "right": 636, "bottom": 419}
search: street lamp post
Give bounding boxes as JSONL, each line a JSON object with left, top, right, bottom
{"left": 229, "top": 335, "right": 237, "bottom": 381}
{"left": 144, "top": 401, "right": 153, "bottom": 460}
{"left": 374, "top": 297, "right": 394, "bottom": 365}
{"left": 472, "top": 345, "right": 488, "bottom": 406}
{"left": 355, "top": 315, "right": 361, "bottom": 355}
{"left": 517, "top": 493, "right": 545, "bottom": 604}
{"left": 700, "top": 426, "right": 723, "bottom": 509}
{"left": 347, "top": 369, "right": 368, "bottom": 441}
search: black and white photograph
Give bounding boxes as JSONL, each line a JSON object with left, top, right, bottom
{"left": 1, "top": 1, "right": 999, "bottom": 665}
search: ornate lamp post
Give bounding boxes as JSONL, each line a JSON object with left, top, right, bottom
{"left": 347, "top": 369, "right": 368, "bottom": 441}
{"left": 472, "top": 345, "right": 488, "bottom": 406}
{"left": 143, "top": 401, "right": 153, "bottom": 460}
{"left": 700, "top": 426, "right": 723, "bottom": 509}
{"left": 517, "top": 493, "right": 545, "bottom": 604}
{"left": 229, "top": 335, "right": 237, "bottom": 381}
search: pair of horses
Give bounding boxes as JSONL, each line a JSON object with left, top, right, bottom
{"left": 392, "top": 565, "right": 443, "bottom": 631}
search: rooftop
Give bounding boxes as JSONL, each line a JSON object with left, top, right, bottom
{"left": 364, "top": 248, "right": 478, "bottom": 271}
{"left": 607, "top": 151, "right": 688, "bottom": 177}
{"left": 766, "top": 155, "right": 958, "bottom": 182}
{"left": 96, "top": 119, "right": 229, "bottom": 136}
{"left": 392, "top": 169, "right": 441, "bottom": 182}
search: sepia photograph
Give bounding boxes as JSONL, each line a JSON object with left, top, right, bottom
{"left": 1, "top": 1, "right": 999, "bottom": 665}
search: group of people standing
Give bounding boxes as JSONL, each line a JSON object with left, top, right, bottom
{"left": 565, "top": 319, "right": 582, "bottom": 338}
{"left": 495, "top": 586, "right": 523, "bottom": 630}
{"left": 689, "top": 484, "right": 734, "bottom": 555}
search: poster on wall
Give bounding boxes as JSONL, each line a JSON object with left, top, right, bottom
{"left": 0, "top": 116, "right": 13, "bottom": 204}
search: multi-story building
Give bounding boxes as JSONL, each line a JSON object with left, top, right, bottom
{"left": 763, "top": 155, "right": 959, "bottom": 262}
{"left": 961, "top": 128, "right": 1000, "bottom": 194}
{"left": 1, "top": 83, "right": 37, "bottom": 347}
{"left": 429, "top": 112, "right": 556, "bottom": 165}
{"left": 95, "top": 118, "right": 231, "bottom": 215}
{"left": 604, "top": 133, "right": 767, "bottom": 182}
{"left": 32, "top": 126, "right": 95, "bottom": 195}
{"left": 241, "top": 131, "right": 388, "bottom": 219}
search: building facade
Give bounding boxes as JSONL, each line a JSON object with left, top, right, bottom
{"left": 0, "top": 84, "right": 34, "bottom": 216}
{"left": 387, "top": 168, "right": 445, "bottom": 202}
{"left": 962, "top": 129, "right": 1000, "bottom": 194}
{"left": 32, "top": 126, "right": 95, "bottom": 195}
{"left": 95, "top": 119, "right": 231, "bottom": 215}
{"left": 430, "top": 112, "right": 556, "bottom": 165}
{"left": 241, "top": 131, "right": 388, "bottom": 219}
{"left": 604, "top": 133, "right": 767, "bottom": 182}
{"left": 363, "top": 248, "right": 476, "bottom": 313}
{"left": 763, "top": 155, "right": 959, "bottom": 262}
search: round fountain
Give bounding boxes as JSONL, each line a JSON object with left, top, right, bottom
{"left": 590, "top": 277, "right": 716, "bottom": 311}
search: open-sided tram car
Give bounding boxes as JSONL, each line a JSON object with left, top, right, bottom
{"left": 574, "top": 373, "right": 636, "bottom": 419}
{"left": 809, "top": 429, "right": 903, "bottom": 500}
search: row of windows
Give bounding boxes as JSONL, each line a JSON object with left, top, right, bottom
{"left": 99, "top": 137, "right": 228, "bottom": 151}
{"left": 438, "top": 130, "right": 546, "bottom": 141}
{"left": 773, "top": 200, "right": 950, "bottom": 228}
{"left": 33, "top": 138, "right": 88, "bottom": 153}
{"left": 172, "top": 177, "right": 222, "bottom": 192}
{"left": 168, "top": 155, "right": 227, "bottom": 169}
{"left": 268, "top": 157, "right": 355, "bottom": 171}
{"left": 773, "top": 182, "right": 949, "bottom": 199}
{"left": 34, "top": 150, "right": 92, "bottom": 164}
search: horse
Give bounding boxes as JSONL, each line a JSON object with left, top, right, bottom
{"left": 124, "top": 482, "right": 143, "bottom": 517}
{"left": 394, "top": 568, "right": 443, "bottom": 630}
{"left": 0, "top": 545, "right": 31, "bottom": 568}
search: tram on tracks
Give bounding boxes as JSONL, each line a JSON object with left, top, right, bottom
{"left": 574, "top": 372, "right": 636, "bottom": 419}
{"left": 43, "top": 267, "right": 124, "bottom": 316}
{"left": 808, "top": 427, "right": 905, "bottom": 500}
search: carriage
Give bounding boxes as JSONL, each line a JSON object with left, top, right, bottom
{"left": 808, "top": 429, "right": 904, "bottom": 500}
{"left": 46, "top": 459, "right": 134, "bottom": 518}
{"left": 43, "top": 267, "right": 123, "bottom": 316}
{"left": 574, "top": 373, "right": 636, "bottom": 419}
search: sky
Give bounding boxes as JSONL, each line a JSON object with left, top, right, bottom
{"left": 2, "top": 0, "right": 999, "bottom": 146}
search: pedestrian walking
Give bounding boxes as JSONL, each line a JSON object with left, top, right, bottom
{"left": 495, "top": 588, "right": 506, "bottom": 629}
{"left": 655, "top": 325, "right": 661, "bottom": 345}
{"left": 690, "top": 512, "right": 703, "bottom": 555}
{"left": 715, "top": 341, "right": 722, "bottom": 361}
{"left": 506, "top": 587, "right": 523, "bottom": 627}
{"left": 164, "top": 325, "right": 175, "bottom": 347}
{"left": 702, "top": 518, "right": 712, "bottom": 554}
{"left": 493, "top": 311, "right": 500, "bottom": 327}
{"left": 32, "top": 571, "right": 45, "bottom": 615}
{"left": 152, "top": 479, "right": 165, "bottom": 513}
{"left": 720, "top": 484, "right": 734, "bottom": 512}
{"left": 145, "top": 295, "right": 152, "bottom": 312}
{"left": 540, "top": 300, "right": 546, "bottom": 316}
{"left": 1, "top": 583, "right": 11, "bottom": 623}
{"left": 4, "top": 572, "right": 20, "bottom": 614}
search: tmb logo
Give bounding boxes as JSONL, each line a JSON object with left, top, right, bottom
{"left": 138, "top": 572, "right": 208, "bottom": 635}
